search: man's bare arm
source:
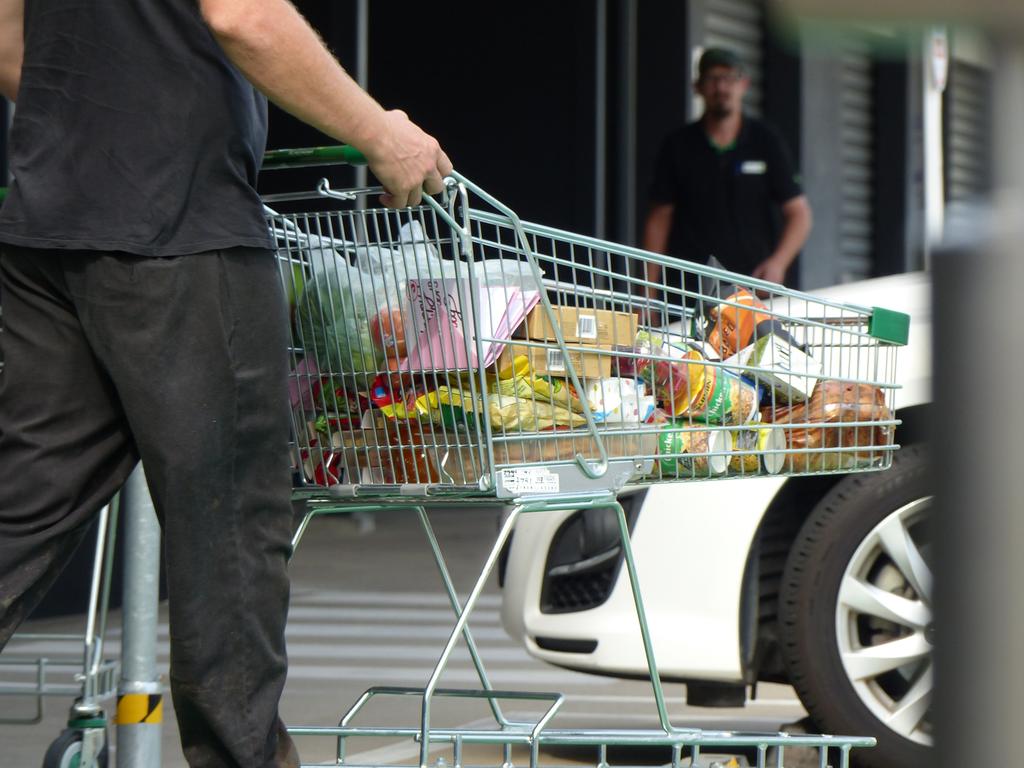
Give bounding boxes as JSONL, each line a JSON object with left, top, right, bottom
{"left": 0, "top": 0, "right": 23, "bottom": 102}
{"left": 751, "top": 195, "right": 812, "bottom": 284}
{"left": 199, "top": 0, "right": 451, "bottom": 208}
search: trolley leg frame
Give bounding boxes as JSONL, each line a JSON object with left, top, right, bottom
{"left": 287, "top": 495, "right": 876, "bottom": 768}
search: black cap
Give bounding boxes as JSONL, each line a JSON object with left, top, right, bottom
{"left": 697, "top": 47, "right": 744, "bottom": 79}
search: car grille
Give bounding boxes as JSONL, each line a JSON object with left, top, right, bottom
{"left": 544, "top": 564, "right": 619, "bottom": 612}
{"left": 539, "top": 492, "right": 643, "bottom": 614}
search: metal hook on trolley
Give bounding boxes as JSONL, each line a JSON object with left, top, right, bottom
{"left": 422, "top": 177, "right": 474, "bottom": 262}
{"left": 316, "top": 178, "right": 359, "bottom": 202}
{"left": 449, "top": 178, "right": 473, "bottom": 261}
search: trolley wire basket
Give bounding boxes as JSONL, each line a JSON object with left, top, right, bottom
{"left": 262, "top": 147, "right": 908, "bottom": 768}
{"left": 266, "top": 149, "right": 906, "bottom": 506}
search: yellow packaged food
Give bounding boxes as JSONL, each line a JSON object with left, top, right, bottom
{"left": 420, "top": 386, "right": 585, "bottom": 432}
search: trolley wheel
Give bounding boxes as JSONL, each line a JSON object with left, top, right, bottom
{"left": 779, "top": 444, "right": 932, "bottom": 768}
{"left": 41, "top": 728, "right": 109, "bottom": 768}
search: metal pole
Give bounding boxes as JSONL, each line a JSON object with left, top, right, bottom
{"left": 616, "top": 0, "right": 638, "bottom": 247}
{"left": 920, "top": 26, "right": 947, "bottom": 268}
{"left": 116, "top": 464, "right": 163, "bottom": 768}
{"left": 933, "top": 33, "right": 1024, "bottom": 768}
{"left": 354, "top": 0, "right": 369, "bottom": 196}
{"left": 595, "top": 0, "right": 607, "bottom": 242}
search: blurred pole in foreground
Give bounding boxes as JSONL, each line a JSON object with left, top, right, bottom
{"left": 933, "top": 34, "right": 1024, "bottom": 767}
{"left": 921, "top": 26, "right": 947, "bottom": 267}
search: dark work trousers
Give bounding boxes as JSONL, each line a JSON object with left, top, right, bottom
{"left": 0, "top": 246, "right": 300, "bottom": 768}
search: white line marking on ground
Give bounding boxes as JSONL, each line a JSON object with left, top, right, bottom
{"left": 285, "top": 606, "right": 503, "bottom": 623}
{"left": 289, "top": 591, "right": 502, "bottom": 608}
{"left": 284, "top": 666, "right": 617, "bottom": 685}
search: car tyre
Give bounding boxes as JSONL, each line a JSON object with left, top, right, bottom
{"left": 779, "top": 444, "right": 932, "bottom": 768}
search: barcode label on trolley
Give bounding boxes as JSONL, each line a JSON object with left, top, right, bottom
{"left": 500, "top": 467, "right": 560, "bottom": 494}
{"left": 576, "top": 314, "right": 598, "bottom": 340}
{"left": 546, "top": 349, "right": 566, "bottom": 371}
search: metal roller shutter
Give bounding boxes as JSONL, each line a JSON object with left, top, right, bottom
{"left": 944, "top": 61, "right": 993, "bottom": 205}
{"left": 703, "top": 0, "right": 763, "bottom": 116}
{"left": 837, "top": 36, "right": 875, "bottom": 282}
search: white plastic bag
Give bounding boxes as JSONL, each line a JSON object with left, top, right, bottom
{"left": 296, "top": 221, "right": 542, "bottom": 373}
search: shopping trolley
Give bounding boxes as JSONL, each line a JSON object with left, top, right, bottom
{"left": 0, "top": 501, "right": 119, "bottom": 767}
{"left": 0, "top": 471, "right": 165, "bottom": 768}
{"left": 263, "top": 146, "right": 908, "bottom": 768}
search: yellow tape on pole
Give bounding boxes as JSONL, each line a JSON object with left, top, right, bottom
{"left": 116, "top": 693, "right": 164, "bottom": 724}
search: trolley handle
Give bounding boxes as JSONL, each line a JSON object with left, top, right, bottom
{"left": 260, "top": 145, "right": 613, "bottom": 480}
{"left": 263, "top": 144, "right": 367, "bottom": 170}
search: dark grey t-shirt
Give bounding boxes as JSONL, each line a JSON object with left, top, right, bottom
{"left": 0, "top": 0, "right": 272, "bottom": 257}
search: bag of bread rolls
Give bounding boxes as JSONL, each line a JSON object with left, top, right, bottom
{"left": 761, "top": 380, "right": 894, "bottom": 472}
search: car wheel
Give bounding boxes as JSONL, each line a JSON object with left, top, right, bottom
{"left": 779, "top": 444, "right": 932, "bottom": 768}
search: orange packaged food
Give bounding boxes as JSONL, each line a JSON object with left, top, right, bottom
{"left": 383, "top": 419, "right": 441, "bottom": 484}
{"left": 353, "top": 411, "right": 441, "bottom": 484}
{"left": 706, "top": 289, "right": 775, "bottom": 358}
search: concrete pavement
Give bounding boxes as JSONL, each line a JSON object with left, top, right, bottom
{"left": 1, "top": 507, "right": 806, "bottom": 767}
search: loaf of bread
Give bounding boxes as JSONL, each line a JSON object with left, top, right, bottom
{"left": 761, "top": 380, "right": 894, "bottom": 472}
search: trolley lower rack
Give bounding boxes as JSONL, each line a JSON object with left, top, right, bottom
{"left": 0, "top": 640, "right": 119, "bottom": 726}
{"left": 0, "top": 469, "right": 162, "bottom": 768}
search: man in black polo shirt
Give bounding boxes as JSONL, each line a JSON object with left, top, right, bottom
{"left": 642, "top": 47, "right": 812, "bottom": 303}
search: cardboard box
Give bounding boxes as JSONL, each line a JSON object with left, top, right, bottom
{"left": 516, "top": 305, "right": 638, "bottom": 347}
{"left": 496, "top": 342, "right": 611, "bottom": 379}
{"left": 733, "top": 333, "right": 823, "bottom": 403}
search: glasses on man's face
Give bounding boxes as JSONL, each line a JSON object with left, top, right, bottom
{"left": 700, "top": 72, "right": 743, "bottom": 86}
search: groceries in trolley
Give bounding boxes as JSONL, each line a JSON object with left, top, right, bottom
{"left": 275, "top": 200, "right": 899, "bottom": 493}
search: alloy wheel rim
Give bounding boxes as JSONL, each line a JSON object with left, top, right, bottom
{"left": 835, "top": 496, "right": 933, "bottom": 747}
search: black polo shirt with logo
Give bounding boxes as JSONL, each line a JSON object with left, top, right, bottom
{"left": 649, "top": 115, "right": 802, "bottom": 279}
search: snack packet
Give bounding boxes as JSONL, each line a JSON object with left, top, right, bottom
{"left": 638, "top": 349, "right": 759, "bottom": 425}
{"left": 496, "top": 354, "right": 585, "bottom": 413}
{"left": 421, "top": 386, "right": 586, "bottom": 432}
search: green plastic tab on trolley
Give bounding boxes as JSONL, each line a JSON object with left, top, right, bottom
{"left": 869, "top": 306, "right": 911, "bottom": 345}
{"left": 263, "top": 145, "right": 367, "bottom": 170}
{"left": 0, "top": 187, "right": 6, "bottom": 202}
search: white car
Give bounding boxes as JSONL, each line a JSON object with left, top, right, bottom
{"left": 500, "top": 271, "right": 932, "bottom": 768}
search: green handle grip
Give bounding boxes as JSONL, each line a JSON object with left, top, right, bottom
{"left": 0, "top": 187, "right": 6, "bottom": 203}
{"left": 262, "top": 145, "right": 367, "bottom": 170}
